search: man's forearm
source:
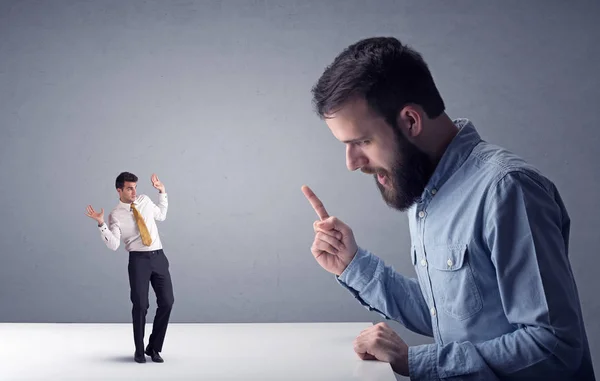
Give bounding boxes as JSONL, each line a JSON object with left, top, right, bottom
{"left": 408, "top": 322, "right": 585, "bottom": 381}
{"left": 98, "top": 222, "right": 120, "bottom": 250}
{"left": 337, "top": 247, "right": 433, "bottom": 337}
{"left": 153, "top": 192, "right": 168, "bottom": 220}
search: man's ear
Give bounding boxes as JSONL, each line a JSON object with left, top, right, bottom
{"left": 396, "top": 105, "right": 423, "bottom": 138}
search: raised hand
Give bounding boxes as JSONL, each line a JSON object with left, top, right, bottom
{"left": 301, "top": 185, "right": 358, "bottom": 276}
{"left": 353, "top": 322, "right": 409, "bottom": 376}
{"left": 85, "top": 205, "right": 104, "bottom": 225}
{"left": 151, "top": 173, "right": 165, "bottom": 193}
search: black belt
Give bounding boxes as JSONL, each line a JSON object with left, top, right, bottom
{"left": 129, "top": 249, "right": 163, "bottom": 254}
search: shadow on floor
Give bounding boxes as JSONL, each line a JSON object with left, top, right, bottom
{"left": 103, "top": 355, "right": 135, "bottom": 363}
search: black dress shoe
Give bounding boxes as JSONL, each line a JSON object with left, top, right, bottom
{"left": 145, "top": 346, "right": 164, "bottom": 363}
{"left": 134, "top": 352, "right": 146, "bottom": 363}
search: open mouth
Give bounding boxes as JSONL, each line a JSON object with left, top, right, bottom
{"left": 377, "top": 172, "right": 388, "bottom": 187}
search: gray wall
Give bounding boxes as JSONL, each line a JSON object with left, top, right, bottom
{"left": 1, "top": 0, "right": 598, "bottom": 375}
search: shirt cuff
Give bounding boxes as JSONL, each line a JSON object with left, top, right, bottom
{"left": 336, "top": 247, "right": 378, "bottom": 291}
{"left": 409, "top": 344, "right": 439, "bottom": 381}
{"left": 98, "top": 222, "right": 107, "bottom": 231}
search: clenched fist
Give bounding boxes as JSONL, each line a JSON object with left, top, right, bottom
{"left": 301, "top": 185, "right": 358, "bottom": 276}
{"left": 354, "top": 322, "right": 409, "bottom": 376}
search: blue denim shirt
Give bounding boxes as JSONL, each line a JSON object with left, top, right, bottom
{"left": 337, "top": 119, "right": 595, "bottom": 380}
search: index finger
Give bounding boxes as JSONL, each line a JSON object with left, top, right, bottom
{"left": 301, "top": 185, "right": 330, "bottom": 220}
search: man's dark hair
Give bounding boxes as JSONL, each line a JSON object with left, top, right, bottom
{"left": 311, "top": 37, "right": 445, "bottom": 127}
{"left": 115, "top": 172, "right": 138, "bottom": 189}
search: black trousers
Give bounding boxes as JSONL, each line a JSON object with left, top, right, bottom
{"left": 128, "top": 249, "right": 174, "bottom": 353}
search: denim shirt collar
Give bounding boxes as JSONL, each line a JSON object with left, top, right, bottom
{"left": 422, "top": 118, "right": 482, "bottom": 199}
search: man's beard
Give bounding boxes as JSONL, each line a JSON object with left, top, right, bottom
{"left": 368, "top": 130, "right": 434, "bottom": 212}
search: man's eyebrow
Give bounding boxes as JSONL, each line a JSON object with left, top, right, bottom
{"left": 342, "top": 136, "right": 369, "bottom": 144}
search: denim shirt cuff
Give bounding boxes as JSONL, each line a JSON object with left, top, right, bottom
{"left": 335, "top": 247, "right": 377, "bottom": 291}
{"left": 409, "top": 344, "right": 439, "bottom": 380}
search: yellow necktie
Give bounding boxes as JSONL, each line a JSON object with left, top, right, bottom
{"left": 131, "top": 203, "right": 152, "bottom": 246}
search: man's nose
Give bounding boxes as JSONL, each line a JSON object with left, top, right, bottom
{"left": 346, "top": 146, "right": 367, "bottom": 171}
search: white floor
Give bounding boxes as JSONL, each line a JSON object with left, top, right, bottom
{"left": 0, "top": 322, "right": 398, "bottom": 381}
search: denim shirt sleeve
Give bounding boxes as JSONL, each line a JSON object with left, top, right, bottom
{"left": 409, "top": 171, "right": 586, "bottom": 380}
{"left": 336, "top": 247, "right": 434, "bottom": 337}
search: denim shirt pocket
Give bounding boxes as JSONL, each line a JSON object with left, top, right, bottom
{"left": 427, "top": 244, "right": 483, "bottom": 320}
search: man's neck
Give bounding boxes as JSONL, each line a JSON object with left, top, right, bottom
{"left": 426, "top": 114, "right": 459, "bottom": 165}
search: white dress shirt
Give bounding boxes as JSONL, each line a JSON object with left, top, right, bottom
{"left": 98, "top": 193, "right": 168, "bottom": 252}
